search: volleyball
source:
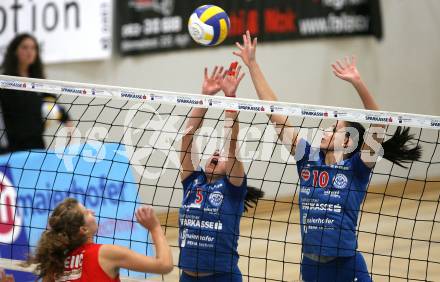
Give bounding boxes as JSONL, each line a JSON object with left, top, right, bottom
{"left": 42, "top": 101, "right": 63, "bottom": 125}
{"left": 188, "top": 5, "right": 230, "bottom": 46}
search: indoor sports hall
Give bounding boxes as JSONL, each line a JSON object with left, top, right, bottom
{"left": 0, "top": 1, "right": 439, "bottom": 282}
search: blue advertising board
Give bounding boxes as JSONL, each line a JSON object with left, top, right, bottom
{"left": 0, "top": 142, "right": 151, "bottom": 280}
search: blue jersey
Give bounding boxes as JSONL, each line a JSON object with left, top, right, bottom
{"left": 178, "top": 169, "right": 247, "bottom": 273}
{"left": 295, "top": 139, "right": 372, "bottom": 257}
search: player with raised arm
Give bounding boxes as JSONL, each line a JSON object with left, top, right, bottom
{"left": 233, "top": 31, "right": 421, "bottom": 282}
{"left": 27, "top": 198, "right": 173, "bottom": 281}
{"left": 179, "top": 64, "right": 264, "bottom": 282}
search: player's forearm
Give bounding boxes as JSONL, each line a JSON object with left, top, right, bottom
{"left": 224, "top": 111, "right": 239, "bottom": 157}
{"left": 351, "top": 79, "right": 379, "bottom": 111}
{"left": 181, "top": 108, "right": 207, "bottom": 160}
{"left": 185, "top": 108, "right": 208, "bottom": 135}
{"left": 150, "top": 226, "right": 173, "bottom": 274}
{"left": 247, "top": 61, "right": 299, "bottom": 150}
{"left": 248, "top": 61, "right": 279, "bottom": 102}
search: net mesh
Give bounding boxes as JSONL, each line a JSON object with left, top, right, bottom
{"left": 0, "top": 77, "right": 439, "bottom": 281}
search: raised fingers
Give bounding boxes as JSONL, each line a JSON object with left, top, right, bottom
{"left": 210, "top": 66, "right": 219, "bottom": 78}
{"left": 235, "top": 65, "right": 242, "bottom": 78}
{"left": 351, "top": 55, "right": 357, "bottom": 66}
{"left": 331, "top": 63, "right": 343, "bottom": 74}
{"left": 336, "top": 60, "right": 345, "bottom": 70}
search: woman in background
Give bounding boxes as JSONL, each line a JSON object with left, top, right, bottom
{"left": 0, "top": 33, "right": 70, "bottom": 154}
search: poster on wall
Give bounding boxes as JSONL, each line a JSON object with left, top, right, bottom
{"left": 117, "top": 0, "right": 382, "bottom": 55}
{"left": 0, "top": 0, "right": 112, "bottom": 64}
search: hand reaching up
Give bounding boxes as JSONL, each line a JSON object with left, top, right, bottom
{"left": 135, "top": 206, "right": 161, "bottom": 232}
{"left": 233, "top": 30, "right": 257, "bottom": 67}
{"left": 219, "top": 64, "right": 245, "bottom": 97}
{"left": 202, "top": 66, "right": 224, "bottom": 95}
{"left": 331, "top": 56, "right": 361, "bottom": 84}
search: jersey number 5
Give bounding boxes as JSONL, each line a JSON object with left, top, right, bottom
{"left": 195, "top": 188, "right": 203, "bottom": 204}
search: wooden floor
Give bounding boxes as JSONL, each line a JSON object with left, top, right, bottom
{"left": 149, "top": 181, "right": 440, "bottom": 282}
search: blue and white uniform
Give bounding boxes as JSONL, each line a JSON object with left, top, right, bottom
{"left": 295, "top": 139, "right": 372, "bottom": 282}
{"left": 179, "top": 169, "right": 246, "bottom": 282}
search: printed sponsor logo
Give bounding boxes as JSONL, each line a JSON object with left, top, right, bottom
{"left": 300, "top": 187, "right": 311, "bottom": 195}
{"left": 301, "top": 169, "right": 310, "bottom": 181}
{"left": 0, "top": 172, "right": 23, "bottom": 244}
{"left": 269, "top": 105, "right": 284, "bottom": 113}
{"left": 365, "top": 115, "right": 392, "bottom": 122}
{"left": 61, "top": 87, "right": 86, "bottom": 95}
{"left": 18, "top": 179, "right": 124, "bottom": 217}
{"left": 60, "top": 253, "right": 84, "bottom": 280}
{"left": 301, "top": 202, "right": 342, "bottom": 213}
{"left": 177, "top": 98, "right": 203, "bottom": 105}
{"left": 431, "top": 120, "right": 440, "bottom": 127}
{"left": 323, "top": 190, "right": 341, "bottom": 198}
{"left": 129, "top": 0, "right": 175, "bottom": 16}
{"left": 121, "top": 91, "right": 146, "bottom": 100}
{"left": 238, "top": 104, "right": 265, "bottom": 111}
{"left": 1, "top": 81, "right": 26, "bottom": 88}
{"left": 332, "top": 173, "right": 348, "bottom": 189}
{"left": 179, "top": 218, "right": 223, "bottom": 230}
{"left": 306, "top": 217, "right": 334, "bottom": 225}
{"left": 333, "top": 110, "right": 348, "bottom": 118}
{"left": 301, "top": 110, "right": 328, "bottom": 117}
{"left": 208, "top": 191, "right": 223, "bottom": 207}
{"left": 184, "top": 233, "right": 215, "bottom": 242}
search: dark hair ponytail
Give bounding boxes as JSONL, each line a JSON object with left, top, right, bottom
{"left": 244, "top": 186, "right": 265, "bottom": 213}
{"left": 381, "top": 127, "right": 422, "bottom": 168}
{"left": 26, "top": 198, "right": 87, "bottom": 280}
{"left": 346, "top": 122, "right": 421, "bottom": 168}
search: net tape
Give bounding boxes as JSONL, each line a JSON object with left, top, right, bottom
{"left": 1, "top": 75, "right": 439, "bottom": 130}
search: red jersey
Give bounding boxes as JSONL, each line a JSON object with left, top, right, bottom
{"left": 56, "top": 243, "right": 120, "bottom": 282}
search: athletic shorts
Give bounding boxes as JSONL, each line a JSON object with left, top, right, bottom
{"left": 301, "top": 252, "right": 372, "bottom": 282}
{"left": 180, "top": 271, "right": 242, "bottom": 282}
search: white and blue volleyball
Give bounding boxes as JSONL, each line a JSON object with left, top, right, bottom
{"left": 188, "top": 5, "right": 230, "bottom": 46}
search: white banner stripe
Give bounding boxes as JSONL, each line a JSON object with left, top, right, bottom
{"left": 0, "top": 75, "right": 439, "bottom": 130}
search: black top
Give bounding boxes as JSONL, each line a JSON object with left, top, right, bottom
{"left": 0, "top": 88, "right": 46, "bottom": 153}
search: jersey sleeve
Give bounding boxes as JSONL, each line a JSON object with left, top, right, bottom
{"left": 295, "top": 138, "right": 312, "bottom": 168}
{"left": 350, "top": 152, "right": 373, "bottom": 180}
{"left": 226, "top": 174, "right": 247, "bottom": 198}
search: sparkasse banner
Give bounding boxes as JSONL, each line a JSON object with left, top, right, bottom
{"left": 116, "top": 0, "right": 382, "bottom": 55}
{"left": 0, "top": 0, "right": 112, "bottom": 64}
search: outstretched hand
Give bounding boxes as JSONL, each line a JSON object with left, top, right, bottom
{"left": 202, "top": 66, "right": 224, "bottom": 95}
{"left": 219, "top": 65, "right": 245, "bottom": 97}
{"left": 331, "top": 56, "right": 361, "bottom": 84}
{"left": 233, "top": 30, "right": 257, "bottom": 67}
{"left": 135, "top": 206, "right": 160, "bottom": 232}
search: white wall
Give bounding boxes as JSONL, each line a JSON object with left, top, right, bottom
{"left": 46, "top": 0, "right": 440, "bottom": 116}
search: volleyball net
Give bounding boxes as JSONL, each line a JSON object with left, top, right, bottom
{"left": 0, "top": 75, "right": 439, "bottom": 281}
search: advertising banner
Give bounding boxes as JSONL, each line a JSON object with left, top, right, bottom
{"left": 117, "top": 0, "right": 382, "bottom": 55}
{"left": 0, "top": 0, "right": 112, "bottom": 64}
